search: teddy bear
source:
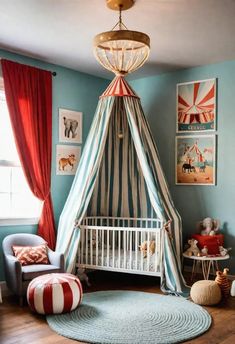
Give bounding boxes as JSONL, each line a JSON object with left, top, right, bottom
{"left": 139, "top": 240, "right": 156, "bottom": 258}
{"left": 184, "top": 238, "right": 200, "bottom": 257}
{"left": 199, "top": 217, "right": 220, "bottom": 236}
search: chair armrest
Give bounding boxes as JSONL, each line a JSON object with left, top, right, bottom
{"left": 3, "top": 254, "right": 22, "bottom": 295}
{"left": 47, "top": 249, "right": 65, "bottom": 272}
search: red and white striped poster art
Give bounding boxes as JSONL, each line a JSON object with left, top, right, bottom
{"left": 177, "top": 79, "right": 216, "bottom": 132}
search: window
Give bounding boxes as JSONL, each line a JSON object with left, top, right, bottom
{"left": 0, "top": 79, "right": 42, "bottom": 225}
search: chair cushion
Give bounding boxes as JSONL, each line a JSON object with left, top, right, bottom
{"left": 12, "top": 244, "right": 49, "bottom": 265}
{"left": 22, "top": 264, "right": 62, "bottom": 281}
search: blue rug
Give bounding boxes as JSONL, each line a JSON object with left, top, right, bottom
{"left": 47, "top": 290, "right": 211, "bottom": 344}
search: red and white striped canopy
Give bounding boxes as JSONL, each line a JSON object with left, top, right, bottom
{"left": 100, "top": 76, "right": 139, "bottom": 99}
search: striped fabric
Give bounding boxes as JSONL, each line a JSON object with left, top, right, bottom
{"left": 27, "top": 273, "right": 83, "bottom": 314}
{"left": 100, "top": 76, "right": 139, "bottom": 99}
{"left": 56, "top": 77, "right": 190, "bottom": 297}
{"left": 215, "top": 269, "right": 231, "bottom": 297}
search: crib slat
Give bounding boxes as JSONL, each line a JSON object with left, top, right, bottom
{"left": 124, "top": 229, "right": 126, "bottom": 269}
{"left": 90, "top": 229, "right": 94, "bottom": 265}
{"left": 112, "top": 223, "right": 115, "bottom": 268}
{"left": 157, "top": 229, "right": 161, "bottom": 271}
{"left": 102, "top": 229, "right": 104, "bottom": 267}
{"left": 86, "top": 227, "right": 88, "bottom": 265}
{"left": 127, "top": 219, "right": 130, "bottom": 254}
{"left": 78, "top": 227, "right": 81, "bottom": 265}
{"left": 118, "top": 229, "right": 121, "bottom": 269}
{"left": 141, "top": 230, "right": 143, "bottom": 271}
{"left": 107, "top": 229, "right": 109, "bottom": 267}
{"left": 130, "top": 230, "right": 132, "bottom": 270}
{"left": 81, "top": 227, "right": 84, "bottom": 265}
{"left": 135, "top": 230, "right": 138, "bottom": 270}
{"left": 155, "top": 230, "right": 158, "bottom": 272}
{"left": 96, "top": 229, "right": 98, "bottom": 266}
{"left": 147, "top": 230, "right": 150, "bottom": 272}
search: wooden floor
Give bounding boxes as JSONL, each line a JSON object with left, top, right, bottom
{"left": 1, "top": 271, "right": 235, "bottom": 344}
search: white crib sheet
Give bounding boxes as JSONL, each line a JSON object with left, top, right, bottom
{"left": 81, "top": 249, "right": 160, "bottom": 272}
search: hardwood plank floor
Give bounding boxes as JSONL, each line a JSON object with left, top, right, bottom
{"left": 0, "top": 271, "right": 235, "bottom": 344}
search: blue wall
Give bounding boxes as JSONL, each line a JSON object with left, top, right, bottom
{"left": 131, "top": 60, "right": 235, "bottom": 273}
{"left": 1, "top": 48, "right": 234, "bottom": 280}
{"left": 0, "top": 49, "right": 109, "bottom": 280}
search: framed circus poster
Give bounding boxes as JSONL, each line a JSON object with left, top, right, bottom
{"left": 175, "top": 135, "right": 216, "bottom": 185}
{"left": 176, "top": 78, "right": 216, "bottom": 132}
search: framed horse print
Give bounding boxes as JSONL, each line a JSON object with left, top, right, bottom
{"left": 56, "top": 145, "right": 81, "bottom": 175}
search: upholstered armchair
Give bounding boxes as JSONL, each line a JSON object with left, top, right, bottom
{"left": 2, "top": 233, "right": 64, "bottom": 305}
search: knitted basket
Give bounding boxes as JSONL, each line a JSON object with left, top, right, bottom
{"left": 190, "top": 280, "right": 221, "bottom": 305}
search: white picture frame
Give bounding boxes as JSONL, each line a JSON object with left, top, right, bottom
{"left": 56, "top": 145, "right": 81, "bottom": 175}
{"left": 59, "top": 108, "right": 82, "bottom": 143}
{"left": 176, "top": 78, "right": 216, "bottom": 133}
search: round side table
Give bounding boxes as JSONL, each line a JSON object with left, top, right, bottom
{"left": 183, "top": 253, "right": 230, "bottom": 281}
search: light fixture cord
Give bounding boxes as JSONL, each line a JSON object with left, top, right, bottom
{"left": 111, "top": 4, "right": 128, "bottom": 31}
{"left": 119, "top": 5, "right": 123, "bottom": 30}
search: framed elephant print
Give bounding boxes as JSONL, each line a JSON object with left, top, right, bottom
{"left": 59, "top": 108, "right": 82, "bottom": 143}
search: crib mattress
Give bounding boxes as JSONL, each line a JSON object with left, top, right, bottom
{"left": 80, "top": 249, "right": 160, "bottom": 273}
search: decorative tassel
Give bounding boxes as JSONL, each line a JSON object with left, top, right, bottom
{"left": 215, "top": 268, "right": 230, "bottom": 297}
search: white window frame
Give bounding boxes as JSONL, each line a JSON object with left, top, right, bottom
{"left": 0, "top": 76, "right": 40, "bottom": 226}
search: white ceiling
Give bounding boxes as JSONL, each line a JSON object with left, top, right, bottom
{"left": 0, "top": 0, "right": 235, "bottom": 80}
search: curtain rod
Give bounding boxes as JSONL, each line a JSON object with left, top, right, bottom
{"left": 0, "top": 57, "right": 57, "bottom": 76}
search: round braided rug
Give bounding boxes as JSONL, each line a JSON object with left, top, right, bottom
{"left": 47, "top": 290, "right": 211, "bottom": 344}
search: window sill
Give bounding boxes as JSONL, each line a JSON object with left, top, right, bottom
{"left": 0, "top": 218, "right": 39, "bottom": 226}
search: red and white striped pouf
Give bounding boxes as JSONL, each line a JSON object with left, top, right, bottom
{"left": 27, "top": 273, "right": 83, "bottom": 314}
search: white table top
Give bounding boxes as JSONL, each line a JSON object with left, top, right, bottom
{"left": 183, "top": 253, "right": 230, "bottom": 261}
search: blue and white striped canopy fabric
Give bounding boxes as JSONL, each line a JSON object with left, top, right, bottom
{"left": 56, "top": 77, "right": 190, "bottom": 297}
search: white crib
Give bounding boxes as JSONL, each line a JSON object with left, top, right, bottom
{"left": 77, "top": 216, "right": 163, "bottom": 276}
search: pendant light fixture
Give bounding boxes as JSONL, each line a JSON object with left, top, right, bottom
{"left": 93, "top": 0, "right": 150, "bottom": 76}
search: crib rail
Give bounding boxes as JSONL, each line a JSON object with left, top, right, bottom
{"left": 77, "top": 217, "right": 163, "bottom": 276}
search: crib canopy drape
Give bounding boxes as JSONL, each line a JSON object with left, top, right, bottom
{"left": 56, "top": 76, "right": 189, "bottom": 297}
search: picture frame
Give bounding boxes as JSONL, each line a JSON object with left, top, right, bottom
{"left": 56, "top": 145, "right": 81, "bottom": 175}
{"left": 59, "top": 108, "right": 82, "bottom": 143}
{"left": 175, "top": 135, "right": 216, "bottom": 185}
{"left": 176, "top": 78, "right": 216, "bottom": 133}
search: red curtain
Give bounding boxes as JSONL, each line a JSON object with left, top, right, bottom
{"left": 1, "top": 59, "right": 56, "bottom": 249}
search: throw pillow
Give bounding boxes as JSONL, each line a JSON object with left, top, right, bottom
{"left": 12, "top": 244, "right": 49, "bottom": 265}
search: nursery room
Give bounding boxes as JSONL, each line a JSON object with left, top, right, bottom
{"left": 0, "top": 0, "right": 235, "bottom": 343}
